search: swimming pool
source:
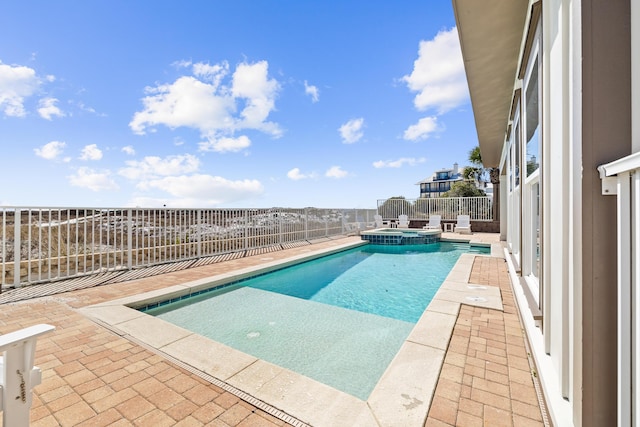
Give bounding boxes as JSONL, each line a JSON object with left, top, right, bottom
{"left": 143, "top": 242, "right": 489, "bottom": 399}
{"left": 81, "top": 237, "right": 503, "bottom": 426}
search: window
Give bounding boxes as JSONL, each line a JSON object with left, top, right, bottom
{"left": 514, "top": 121, "right": 521, "bottom": 188}
{"left": 525, "top": 57, "right": 540, "bottom": 177}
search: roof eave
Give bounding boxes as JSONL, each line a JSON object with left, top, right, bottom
{"left": 452, "top": 0, "right": 529, "bottom": 168}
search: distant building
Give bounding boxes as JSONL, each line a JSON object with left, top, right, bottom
{"left": 417, "top": 163, "right": 491, "bottom": 198}
{"left": 416, "top": 163, "right": 464, "bottom": 198}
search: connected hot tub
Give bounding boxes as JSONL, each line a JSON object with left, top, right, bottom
{"left": 359, "top": 228, "right": 441, "bottom": 245}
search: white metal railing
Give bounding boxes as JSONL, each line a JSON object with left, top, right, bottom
{"left": 376, "top": 196, "right": 493, "bottom": 221}
{"left": 0, "top": 207, "right": 376, "bottom": 289}
{"left": 598, "top": 151, "right": 640, "bottom": 427}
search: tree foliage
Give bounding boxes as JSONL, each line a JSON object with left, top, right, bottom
{"left": 377, "top": 196, "right": 413, "bottom": 217}
{"left": 462, "top": 146, "right": 486, "bottom": 182}
{"left": 443, "top": 181, "right": 486, "bottom": 198}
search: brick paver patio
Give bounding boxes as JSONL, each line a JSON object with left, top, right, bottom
{"left": 426, "top": 256, "right": 546, "bottom": 427}
{"left": 0, "top": 235, "right": 548, "bottom": 426}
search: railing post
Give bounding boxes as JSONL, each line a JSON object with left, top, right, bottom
{"left": 127, "top": 209, "right": 133, "bottom": 270}
{"left": 0, "top": 324, "right": 55, "bottom": 427}
{"left": 197, "top": 209, "right": 202, "bottom": 258}
{"left": 13, "top": 208, "right": 20, "bottom": 288}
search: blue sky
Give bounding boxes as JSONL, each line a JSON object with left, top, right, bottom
{"left": 0, "top": 1, "right": 477, "bottom": 209}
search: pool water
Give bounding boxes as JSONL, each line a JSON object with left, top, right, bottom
{"left": 145, "top": 242, "right": 488, "bottom": 399}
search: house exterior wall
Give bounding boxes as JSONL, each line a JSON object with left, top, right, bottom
{"left": 580, "top": 1, "right": 631, "bottom": 426}
{"left": 490, "top": 1, "right": 630, "bottom": 425}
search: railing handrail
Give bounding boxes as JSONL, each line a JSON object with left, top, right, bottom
{"left": 376, "top": 196, "right": 493, "bottom": 221}
{"left": 1, "top": 206, "right": 377, "bottom": 289}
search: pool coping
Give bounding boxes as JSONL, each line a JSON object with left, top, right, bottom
{"left": 79, "top": 239, "right": 505, "bottom": 427}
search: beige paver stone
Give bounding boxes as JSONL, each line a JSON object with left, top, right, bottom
{"left": 165, "top": 373, "right": 202, "bottom": 393}
{"left": 183, "top": 383, "right": 221, "bottom": 405}
{"left": 459, "top": 397, "right": 483, "bottom": 417}
{"left": 47, "top": 392, "right": 83, "bottom": 412}
{"left": 435, "top": 378, "right": 462, "bottom": 402}
{"left": 510, "top": 381, "right": 540, "bottom": 405}
{"left": 110, "top": 370, "right": 150, "bottom": 392}
{"left": 511, "top": 400, "right": 544, "bottom": 421}
{"left": 64, "top": 368, "right": 98, "bottom": 387}
{"left": 470, "top": 388, "right": 511, "bottom": 412}
{"left": 117, "top": 394, "right": 156, "bottom": 420}
{"left": 166, "top": 398, "right": 199, "bottom": 420}
{"left": 147, "top": 387, "right": 186, "bottom": 410}
{"left": 75, "top": 408, "right": 123, "bottom": 427}
{"left": 456, "top": 410, "right": 483, "bottom": 427}
{"left": 472, "top": 377, "right": 510, "bottom": 398}
{"left": 485, "top": 368, "right": 509, "bottom": 385}
{"left": 439, "top": 363, "right": 464, "bottom": 383}
{"left": 39, "top": 384, "right": 74, "bottom": 404}
{"left": 424, "top": 418, "right": 453, "bottom": 427}
{"left": 132, "top": 376, "right": 168, "bottom": 397}
{"left": 132, "top": 408, "right": 178, "bottom": 427}
{"left": 218, "top": 402, "right": 252, "bottom": 425}
{"left": 512, "top": 413, "right": 545, "bottom": 426}
{"left": 173, "top": 416, "right": 206, "bottom": 426}
{"left": 483, "top": 405, "right": 513, "bottom": 427}
{"left": 82, "top": 385, "right": 115, "bottom": 404}
{"left": 238, "top": 413, "right": 285, "bottom": 427}
{"left": 214, "top": 392, "right": 241, "bottom": 409}
{"left": 91, "top": 388, "right": 138, "bottom": 413}
{"left": 75, "top": 377, "right": 108, "bottom": 395}
{"left": 30, "top": 414, "right": 61, "bottom": 427}
{"left": 429, "top": 395, "right": 458, "bottom": 425}
{"left": 53, "top": 400, "right": 97, "bottom": 426}
{"left": 192, "top": 401, "right": 227, "bottom": 423}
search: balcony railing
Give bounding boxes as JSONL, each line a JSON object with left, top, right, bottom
{"left": 377, "top": 196, "right": 493, "bottom": 222}
{"left": 0, "top": 206, "right": 376, "bottom": 290}
{"left": 598, "top": 151, "right": 640, "bottom": 426}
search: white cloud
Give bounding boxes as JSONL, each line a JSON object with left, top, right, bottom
{"left": 325, "top": 166, "right": 348, "bottom": 179}
{"left": 129, "top": 75, "right": 235, "bottom": 134}
{"left": 68, "top": 167, "right": 119, "bottom": 191}
{"left": 231, "top": 61, "right": 281, "bottom": 134}
{"left": 37, "top": 97, "right": 65, "bottom": 120}
{"left": 403, "top": 116, "right": 441, "bottom": 141}
{"left": 198, "top": 135, "right": 251, "bottom": 153}
{"left": 287, "top": 168, "right": 317, "bottom": 181}
{"left": 140, "top": 174, "right": 264, "bottom": 206}
{"left": 0, "top": 62, "right": 42, "bottom": 117}
{"left": 338, "top": 118, "right": 364, "bottom": 144}
{"left": 403, "top": 27, "right": 469, "bottom": 114}
{"left": 304, "top": 81, "right": 319, "bottom": 103}
{"left": 192, "top": 61, "right": 229, "bottom": 88}
{"left": 34, "top": 140, "right": 66, "bottom": 160}
{"left": 373, "top": 157, "right": 427, "bottom": 168}
{"left": 118, "top": 154, "right": 201, "bottom": 181}
{"left": 122, "top": 146, "right": 135, "bottom": 155}
{"left": 130, "top": 60, "right": 281, "bottom": 150}
{"left": 79, "top": 144, "right": 103, "bottom": 161}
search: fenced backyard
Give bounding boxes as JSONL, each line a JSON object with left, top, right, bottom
{"left": 0, "top": 197, "right": 493, "bottom": 291}
{"left": 377, "top": 196, "right": 493, "bottom": 221}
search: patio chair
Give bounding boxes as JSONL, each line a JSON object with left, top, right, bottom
{"left": 397, "top": 214, "right": 409, "bottom": 228}
{"left": 454, "top": 215, "right": 472, "bottom": 234}
{"left": 423, "top": 215, "right": 442, "bottom": 230}
{"left": 374, "top": 214, "right": 385, "bottom": 228}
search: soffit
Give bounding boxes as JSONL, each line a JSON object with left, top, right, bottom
{"left": 452, "top": 0, "right": 529, "bottom": 168}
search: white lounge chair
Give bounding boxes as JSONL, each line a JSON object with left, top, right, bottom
{"left": 397, "top": 214, "right": 409, "bottom": 228}
{"left": 423, "top": 215, "right": 441, "bottom": 230}
{"left": 374, "top": 214, "right": 384, "bottom": 228}
{"left": 454, "top": 215, "right": 472, "bottom": 234}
